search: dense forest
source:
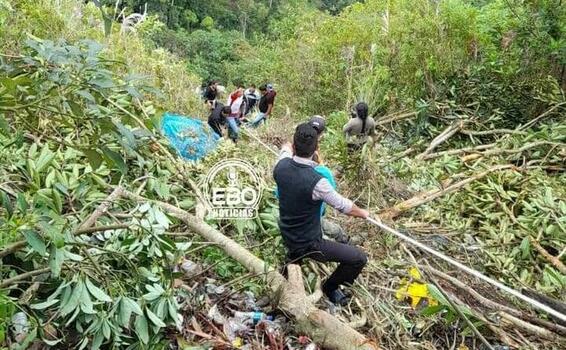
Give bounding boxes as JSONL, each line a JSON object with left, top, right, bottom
{"left": 1, "top": 0, "right": 565, "bottom": 349}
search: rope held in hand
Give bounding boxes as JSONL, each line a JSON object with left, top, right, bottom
{"left": 244, "top": 124, "right": 566, "bottom": 322}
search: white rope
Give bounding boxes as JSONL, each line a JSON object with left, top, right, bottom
{"left": 366, "top": 217, "right": 566, "bottom": 322}
{"left": 241, "top": 127, "right": 279, "bottom": 156}
{"left": 241, "top": 124, "right": 566, "bottom": 322}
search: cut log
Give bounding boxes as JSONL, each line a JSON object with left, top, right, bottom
{"left": 121, "top": 189, "right": 379, "bottom": 350}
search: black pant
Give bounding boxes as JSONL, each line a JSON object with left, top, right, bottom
{"left": 286, "top": 239, "right": 367, "bottom": 292}
{"left": 208, "top": 120, "right": 223, "bottom": 137}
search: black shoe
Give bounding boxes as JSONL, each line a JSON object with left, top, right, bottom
{"left": 324, "top": 288, "right": 349, "bottom": 306}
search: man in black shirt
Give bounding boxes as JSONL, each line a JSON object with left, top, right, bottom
{"left": 208, "top": 102, "right": 230, "bottom": 137}
{"left": 249, "top": 84, "right": 275, "bottom": 127}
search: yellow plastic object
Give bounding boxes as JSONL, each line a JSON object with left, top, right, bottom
{"left": 395, "top": 267, "right": 438, "bottom": 308}
{"left": 232, "top": 337, "right": 243, "bottom": 348}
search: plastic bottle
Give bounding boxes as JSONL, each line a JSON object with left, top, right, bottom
{"left": 234, "top": 311, "right": 273, "bottom": 325}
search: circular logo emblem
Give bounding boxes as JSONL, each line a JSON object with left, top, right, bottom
{"left": 201, "top": 158, "right": 263, "bottom": 219}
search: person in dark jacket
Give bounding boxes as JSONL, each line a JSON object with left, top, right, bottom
{"left": 208, "top": 102, "right": 230, "bottom": 137}
{"left": 203, "top": 80, "right": 219, "bottom": 109}
{"left": 273, "top": 123, "right": 371, "bottom": 305}
{"left": 243, "top": 84, "right": 260, "bottom": 116}
{"left": 249, "top": 84, "right": 275, "bottom": 127}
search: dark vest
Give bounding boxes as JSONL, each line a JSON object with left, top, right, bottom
{"left": 273, "top": 158, "right": 323, "bottom": 252}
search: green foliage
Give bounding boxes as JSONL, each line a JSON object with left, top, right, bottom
{"left": 0, "top": 38, "right": 158, "bottom": 174}
{"left": 146, "top": 26, "right": 250, "bottom": 83}
{"left": 231, "top": 0, "right": 565, "bottom": 119}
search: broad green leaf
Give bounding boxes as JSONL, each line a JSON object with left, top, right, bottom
{"left": 126, "top": 86, "right": 143, "bottom": 99}
{"left": 146, "top": 308, "right": 166, "bottom": 328}
{"left": 60, "top": 281, "right": 82, "bottom": 316}
{"left": 119, "top": 298, "right": 133, "bottom": 327}
{"left": 48, "top": 245, "right": 65, "bottom": 278}
{"left": 420, "top": 304, "right": 446, "bottom": 316}
{"left": 154, "top": 209, "right": 170, "bottom": 229}
{"left": 85, "top": 277, "right": 112, "bottom": 303}
{"left": 102, "top": 320, "right": 111, "bottom": 340}
{"left": 30, "top": 298, "right": 59, "bottom": 310}
{"left": 101, "top": 146, "right": 127, "bottom": 173}
{"left": 63, "top": 250, "right": 84, "bottom": 262}
{"left": 142, "top": 291, "right": 162, "bottom": 302}
{"left": 91, "top": 78, "right": 114, "bottom": 89}
{"left": 167, "top": 299, "right": 178, "bottom": 323}
{"left": 126, "top": 298, "right": 143, "bottom": 316}
{"left": 178, "top": 198, "right": 195, "bottom": 210}
{"left": 520, "top": 237, "right": 530, "bottom": 259}
{"left": 75, "top": 90, "right": 95, "bottom": 102}
{"left": 51, "top": 189, "right": 62, "bottom": 214}
{"left": 79, "top": 283, "right": 96, "bottom": 314}
{"left": 1, "top": 191, "right": 12, "bottom": 218}
{"left": 426, "top": 284, "right": 449, "bottom": 306}
{"left": 91, "top": 330, "right": 104, "bottom": 350}
{"left": 155, "top": 298, "right": 166, "bottom": 319}
{"left": 114, "top": 121, "right": 136, "bottom": 148}
{"left": 16, "top": 193, "right": 28, "bottom": 213}
{"left": 134, "top": 315, "right": 149, "bottom": 344}
{"left": 35, "top": 145, "right": 55, "bottom": 173}
{"left": 83, "top": 149, "right": 103, "bottom": 170}
{"left": 22, "top": 229, "right": 46, "bottom": 256}
{"left": 0, "top": 114, "right": 8, "bottom": 135}
{"left": 66, "top": 100, "right": 82, "bottom": 117}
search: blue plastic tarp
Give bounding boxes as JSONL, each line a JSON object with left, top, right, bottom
{"left": 160, "top": 112, "right": 219, "bottom": 161}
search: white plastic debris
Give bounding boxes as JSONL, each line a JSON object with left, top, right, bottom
{"left": 11, "top": 312, "right": 29, "bottom": 343}
{"left": 180, "top": 259, "right": 202, "bottom": 279}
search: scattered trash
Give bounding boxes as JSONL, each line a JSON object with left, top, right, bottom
{"left": 234, "top": 311, "right": 274, "bottom": 325}
{"left": 181, "top": 259, "right": 202, "bottom": 279}
{"left": 207, "top": 304, "right": 227, "bottom": 325}
{"left": 11, "top": 312, "right": 29, "bottom": 343}
{"left": 223, "top": 316, "right": 250, "bottom": 341}
{"left": 305, "top": 342, "right": 318, "bottom": 350}
{"left": 205, "top": 283, "right": 226, "bottom": 295}
{"left": 243, "top": 290, "right": 257, "bottom": 310}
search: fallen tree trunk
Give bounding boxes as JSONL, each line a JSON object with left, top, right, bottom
{"left": 120, "top": 189, "right": 379, "bottom": 350}
{"left": 416, "top": 120, "right": 467, "bottom": 160}
{"left": 375, "top": 111, "right": 417, "bottom": 125}
{"left": 460, "top": 128, "right": 528, "bottom": 137}
{"left": 421, "top": 142, "right": 497, "bottom": 160}
{"left": 379, "top": 164, "right": 515, "bottom": 220}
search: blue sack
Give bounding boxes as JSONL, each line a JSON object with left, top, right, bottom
{"left": 160, "top": 112, "right": 219, "bottom": 161}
